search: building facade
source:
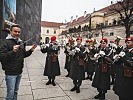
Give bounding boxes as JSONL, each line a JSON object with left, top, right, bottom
{"left": 41, "top": 21, "right": 65, "bottom": 44}
{"left": 41, "top": 0, "right": 132, "bottom": 44}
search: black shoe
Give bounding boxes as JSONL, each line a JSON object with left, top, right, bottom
{"left": 99, "top": 93, "right": 105, "bottom": 100}
{"left": 94, "top": 93, "right": 101, "bottom": 99}
{"left": 52, "top": 81, "right": 56, "bottom": 86}
{"left": 46, "top": 81, "right": 51, "bottom": 85}
{"left": 70, "top": 86, "right": 77, "bottom": 91}
{"left": 76, "top": 87, "right": 80, "bottom": 93}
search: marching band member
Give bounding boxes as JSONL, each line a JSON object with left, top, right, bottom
{"left": 69, "top": 37, "right": 86, "bottom": 93}
{"left": 64, "top": 38, "right": 75, "bottom": 77}
{"left": 85, "top": 39, "right": 97, "bottom": 81}
{"left": 40, "top": 36, "right": 60, "bottom": 86}
{"left": 110, "top": 36, "right": 123, "bottom": 85}
{"left": 113, "top": 37, "right": 133, "bottom": 100}
{"left": 92, "top": 38, "right": 113, "bottom": 100}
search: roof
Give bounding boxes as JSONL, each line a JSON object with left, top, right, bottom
{"left": 41, "top": 21, "right": 64, "bottom": 27}
{"left": 97, "top": 0, "right": 132, "bottom": 15}
{"left": 67, "top": 14, "right": 90, "bottom": 26}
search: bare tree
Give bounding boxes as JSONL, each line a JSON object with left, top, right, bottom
{"left": 110, "top": 0, "right": 133, "bottom": 37}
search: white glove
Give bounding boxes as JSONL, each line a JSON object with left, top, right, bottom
{"left": 113, "top": 54, "right": 119, "bottom": 60}
{"left": 45, "top": 44, "right": 49, "bottom": 47}
{"left": 94, "top": 53, "right": 99, "bottom": 58}
{"left": 118, "top": 51, "right": 125, "bottom": 57}
{"left": 75, "top": 47, "right": 80, "bottom": 52}
{"left": 112, "top": 43, "right": 117, "bottom": 49}
{"left": 99, "top": 51, "right": 105, "bottom": 56}
{"left": 94, "top": 53, "right": 100, "bottom": 60}
{"left": 69, "top": 50, "right": 75, "bottom": 56}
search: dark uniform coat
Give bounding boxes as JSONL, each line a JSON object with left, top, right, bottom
{"left": 119, "top": 48, "right": 133, "bottom": 100}
{"left": 110, "top": 45, "right": 123, "bottom": 76}
{"left": 113, "top": 57, "right": 124, "bottom": 95}
{"left": 69, "top": 45, "right": 86, "bottom": 80}
{"left": 92, "top": 46, "right": 113, "bottom": 91}
{"left": 41, "top": 43, "right": 60, "bottom": 77}
{"left": 85, "top": 47, "right": 97, "bottom": 73}
{"left": 64, "top": 46, "right": 73, "bottom": 71}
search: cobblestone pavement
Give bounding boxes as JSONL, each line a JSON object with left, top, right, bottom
{"left": 0, "top": 45, "right": 119, "bottom": 100}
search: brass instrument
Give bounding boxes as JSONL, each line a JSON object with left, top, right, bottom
{"left": 85, "top": 38, "right": 97, "bottom": 61}
{"left": 65, "top": 45, "right": 72, "bottom": 61}
{"left": 65, "top": 38, "right": 75, "bottom": 56}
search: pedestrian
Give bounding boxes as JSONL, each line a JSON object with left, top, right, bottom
{"left": 115, "top": 37, "right": 133, "bottom": 100}
{"left": 0, "top": 24, "right": 37, "bottom": 100}
{"left": 109, "top": 36, "right": 123, "bottom": 85}
{"left": 40, "top": 36, "right": 60, "bottom": 86}
{"left": 69, "top": 37, "right": 86, "bottom": 93}
{"left": 84, "top": 39, "right": 97, "bottom": 81}
{"left": 92, "top": 38, "right": 113, "bottom": 100}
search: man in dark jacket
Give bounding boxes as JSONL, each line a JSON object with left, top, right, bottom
{"left": 92, "top": 38, "right": 113, "bottom": 100}
{"left": 69, "top": 37, "right": 86, "bottom": 93}
{"left": 40, "top": 36, "right": 60, "bottom": 86}
{"left": 0, "top": 24, "right": 37, "bottom": 100}
{"left": 117, "top": 37, "right": 133, "bottom": 100}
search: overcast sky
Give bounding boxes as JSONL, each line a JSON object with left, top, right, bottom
{"left": 41, "top": 0, "right": 117, "bottom": 23}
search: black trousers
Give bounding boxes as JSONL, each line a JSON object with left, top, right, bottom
{"left": 119, "top": 96, "right": 129, "bottom": 100}
{"left": 48, "top": 76, "right": 55, "bottom": 81}
{"left": 97, "top": 88, "right": 107, "bottom": 94}
{"left": 73, "top": 80, "right": 82, "bottom": 87}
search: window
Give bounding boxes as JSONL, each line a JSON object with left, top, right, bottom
{"left": 54, "top": 30, "right": 56, "bottom": 34}
{"left": 46, "top": 30, "right": 49, "bottom": 33}
{"left": 105, "top": 21, "right": 108, "bottom": 26}
{"left": 110, "top": 32, "right": 114, "bottom": 36}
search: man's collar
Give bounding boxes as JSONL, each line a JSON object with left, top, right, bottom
{"left": 6, "top": 34, "right": 22, "bottom": 42}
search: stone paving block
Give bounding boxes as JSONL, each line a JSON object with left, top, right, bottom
{"left": 20, "top": 78, "right": 31, "bottom": 86}
{"left": 19, "top": 86, "right": 32, "bottom": 95}
{"left": 55, "top": 76, "right": 72, "bottom": 84}
{"left": 28, "top": 68, "right": 44, "bottom": 76}
{"left": 0, "top": 88, "right": 6, "bottom": 97}
{"left": 32, "top": 87, "right": 66, "bottom": 99}
{"left": 0, "top": 77, "right": 4, "bottom": 86}
{"left": 30, "top": 80, "right": 48, "bottom": 89}
{"left": 106, "top": 90, "right": 119, "bottom": 100}
{"left": 0, "top": 70, "right": 4, "bottom": 77}
{"left": 18, "top": 95, "right": 33, "bottom": 100}
{"left": 26, "top": 61, "right": 44, "bottom": 68}
{"left": 58, "top": 83, "right": 74, "bottom": 91}
{"left": 0, "top": 97, "right": 5, "bottom": 100}
{"left": 0, "top": 80, "right": 6, "bottom": 88}
{"left": 41, "top": 96, "right": 71, "bottom": 100}
{"left": 22, "top": 67, "right": 28, "bottom": 74}
{"left": 29, "top": 75, "right": 47, "bottom": 81}
{"left": 22, "top": 73, "right": 29, "bottom": 79}
{"left": 64, "top": 88, "right": 96, "bottom": 100}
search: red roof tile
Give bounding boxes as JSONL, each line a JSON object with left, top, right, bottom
{"left": 41, "top": 21, "right": 64, "bottom": 27}
{"left": 67, "top": 14, "right": 90, "bottom": 26}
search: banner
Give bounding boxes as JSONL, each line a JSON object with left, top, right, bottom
{"left": 3, "top": 0, "right": 16, "bottom": 27}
